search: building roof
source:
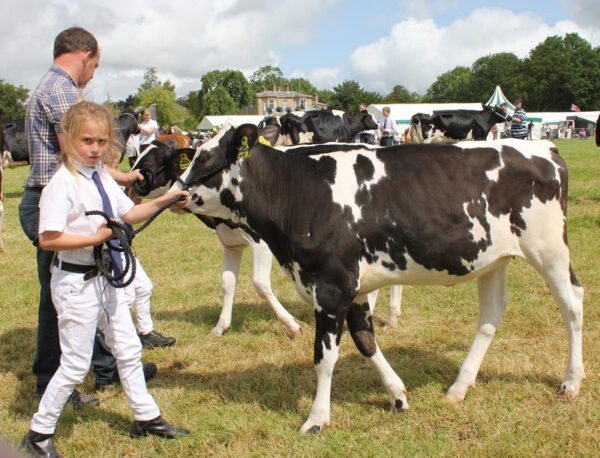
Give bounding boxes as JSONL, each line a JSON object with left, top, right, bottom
{"left": 256, "top": 90, "right": 312, "bottom": 98}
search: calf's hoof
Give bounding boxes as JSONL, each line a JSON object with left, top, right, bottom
{"left": 289, "top": 326, "right": 303, "bottom": 340}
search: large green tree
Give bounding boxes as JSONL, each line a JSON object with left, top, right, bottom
{"left": 382, "top": 84, "right": 419, "bottom": 103}
{"left": 200, "top": 70, "right": 254, "bottom": 114}
{"left": 250, "top": 65, "right": 285, "bottom": 92}
{"left": 422, "top": 66, "right": 474, "bottom": 102}
{"left": 138, "top": 86, "right": 185, "bottom": 126}
{"left": 523, "top": 34, "right": 600, "bottom": 111}
{"left": 469, "top": 52, "right": 523, "bottom": 102}
{"left": 0, "top": 80, "right": 29, "bottom": 119}
{"left": 201, "top": 86, "right": 238, "bottom": 115}
{"left": 328, "top": 80, "right": 381, "bottom": 111}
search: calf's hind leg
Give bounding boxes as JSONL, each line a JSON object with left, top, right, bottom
{"left": 446, "top": 262, "right": 509, "bottom": 403}
{"left": 346, "top": 294, "right": 408, "bottom": 411}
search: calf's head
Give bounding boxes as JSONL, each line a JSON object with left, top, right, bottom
{"left": 170, "top": 123, "right": 259, "bottom": 217}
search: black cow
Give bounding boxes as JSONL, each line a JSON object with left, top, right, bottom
{"left": 409, "top": 106, "right": 510, "bottom": 143}
{"left": 280, "top": 109, "right": 378, "bottom": 144}
{"left": 0, "top": 114, "right": 140, "bottom": 168}
{"left": 595, "top": 114, "right": 600, "bottom": 146}
{"left": 171, "top": 125, "right": 584, "bottom": 435}
{"left": 1, "top": 119, "right": 28, "bottom": 168}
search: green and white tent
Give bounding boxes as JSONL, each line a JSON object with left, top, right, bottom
{"left": 485, "top": 86, "right": 515, "bottom": 111}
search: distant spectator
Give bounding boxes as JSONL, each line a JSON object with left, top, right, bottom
{"left": 527, "top": 122, "right": 534, "bottom": 140}
{"left": 509, "top": 98, "right": 527, "bottom": 139}
{"left": 378, "top": 106, "right": 399, "bottom": 146}
{"left": 139, "top": 108, "right": 159, "bottom": 152}
{"left": 579, "top": 128, "right": 587, "bottom": 139}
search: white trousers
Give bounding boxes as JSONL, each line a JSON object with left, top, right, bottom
{"left": 118, "top": 258, "right": 154, "bottom": 335}
{"left": 31, "top": 267, "right": 160, "bottom": 434}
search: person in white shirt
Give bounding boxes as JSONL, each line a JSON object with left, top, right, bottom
{"left": 139, "top": 108, "right": 158, "bottom": 152}
{"left": 20, "top": 101, "right": 189, "bottom": 457}
{"left": 378, "top": 106, "right": 399, "bottom": 146}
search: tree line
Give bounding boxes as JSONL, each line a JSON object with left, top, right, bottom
{"left": 2, "top": 33, "right": 600, "bottom": 129}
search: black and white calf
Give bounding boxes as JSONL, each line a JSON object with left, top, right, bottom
{"left": 171, "top": 124, "right": 584, "bottom": 434}
{"left": 131, "top": 141, "right": 302, "bottom": 338}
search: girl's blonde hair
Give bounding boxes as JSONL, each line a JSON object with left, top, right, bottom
{"left": 60, "top": 101, "right": 120, "bottom": 173}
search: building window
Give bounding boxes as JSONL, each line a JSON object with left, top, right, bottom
{"left": 268, "top": 99, "right": 275, "bottom": 110}
{"left": 300, "top": 99, "right": 306, "bottom": 109}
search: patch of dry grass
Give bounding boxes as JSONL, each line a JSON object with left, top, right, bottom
{"left": 1, "top": 139, "right": 600, "bottom": 457}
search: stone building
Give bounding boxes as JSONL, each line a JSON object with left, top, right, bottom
{"left": 254, "top": 85, "right": 326, "bottom": 114}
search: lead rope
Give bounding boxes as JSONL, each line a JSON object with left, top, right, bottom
{"left": 85, "top": 192, "right": 186, "bottom": 288}
{"left": 89, "top": 150, "right": 240, "bottom": 287}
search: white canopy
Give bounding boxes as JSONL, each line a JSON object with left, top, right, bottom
{"left": 485, "top": 86, "right": 515, "bottom": 111}
{"left": 197, "top": 115, "right": 264, "bottom": 130}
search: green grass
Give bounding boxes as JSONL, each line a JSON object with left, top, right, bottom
{"left": 2, "top": 139, "right": 600, "bottom": 457}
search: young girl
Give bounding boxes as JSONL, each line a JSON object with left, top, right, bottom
{"left": 21, "top": 101, "right": 189, "bottom": 457}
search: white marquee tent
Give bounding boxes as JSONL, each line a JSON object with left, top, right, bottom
{"left": 197, "top": 115, "right": 264, "bottom": 130}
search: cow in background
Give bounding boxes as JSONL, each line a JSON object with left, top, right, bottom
{"left": 409, "top": 106, "right": 509, "bottom": 143}
{"left": 595, "top": 114, "right": 600, "bottom": 146}
{"left": 172, "top": 125, "right": 584, "bottom": 434}
{"left": 1, "top": 119, "right": 28, "bottom": 168}
{"left": 280, "top": 109, "right": 378, "bottom": 145}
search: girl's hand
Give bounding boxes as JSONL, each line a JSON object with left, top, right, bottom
{"left": 95, "top": 224, "right": 114, "bottom": 244}
{"left": 165, "top": 190, "right": 189, "bottom": 209}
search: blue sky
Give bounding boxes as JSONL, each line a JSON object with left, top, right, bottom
{"left": 0, "top": 0, "right": 598, "bottom": 101}
{"left": 277, "top": 0, "right": 563, "bottom": 69}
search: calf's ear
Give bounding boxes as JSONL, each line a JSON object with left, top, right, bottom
{"left": 228, "top": 124, "right": 259, "bottom": 162}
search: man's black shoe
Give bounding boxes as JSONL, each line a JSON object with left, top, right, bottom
{"left": 95, "top": 362, "right": 157, "bottom": 391}
{"left": 131, "top": 415, "right": 190, "bottom": 439}
{"left": 68, "top": 388, "right": 99, "bottom": 409}
{"left": 20, "top": 430, "right": 59, "bottom": 458}
{"left": 138, "top": 330, "right": 176, "bottom": 348}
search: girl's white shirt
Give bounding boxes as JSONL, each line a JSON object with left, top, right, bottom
{"left": 39, "top": 160, "right": 134, "bottom": 266}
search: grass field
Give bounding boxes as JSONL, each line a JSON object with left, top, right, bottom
{"left": 1, "top": 139, "right": 600, "bottom": 457}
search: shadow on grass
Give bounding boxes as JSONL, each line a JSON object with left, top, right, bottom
{"left": 0, "top": 324, "right": 564, "bottom": 428}
{"left": 0, "top": 326, "right": 134, "bottom": 436}
{"left": 146, "top": 341, "right": 562, "bottom": 414}
{"left": 152, "top": 299, "right": 314, "bottom": 331}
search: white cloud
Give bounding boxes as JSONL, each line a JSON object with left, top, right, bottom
{"left": 349, "top": 7, "right": 600, "bottom": 95}
{"left": 308, "top": 67, "right": 343, "bottom": 90}
{"left": 0, "top": 0, "right": 339, "bottom": 101}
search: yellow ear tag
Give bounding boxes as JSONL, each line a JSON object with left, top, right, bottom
{"left": 238, "top": 135, "right": 252, "bottom": 160}
{"left": 179, "top": 153, "right": 191, "bottom": 171}
{"left": 258, "top": 135, "right": 271, "bottom": 147}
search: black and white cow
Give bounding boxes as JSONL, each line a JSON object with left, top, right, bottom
{"left": 1, "top": 119, "right": 28, "bottom": 168}
{"left": 595, "top": 114, "right": 600, "bottom": 147}
{"left": 171, "top": 124, "right": 584, "bottom": 434}
{"left": 130, "top": 140, "right": 303, "bottom": 338}
{"left": 280, "top": 109, "right": 378, "bottom": 145}
{"left": 409, "top": 106, "right": 510, "bottom": 143}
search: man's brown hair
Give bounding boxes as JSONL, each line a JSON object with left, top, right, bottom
{"left": 53, "top": 27, "right": 98, "bottom": 59}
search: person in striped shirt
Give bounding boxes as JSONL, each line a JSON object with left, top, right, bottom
{"left": 509, "top": 98, "right": 528, "bottom": 139}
